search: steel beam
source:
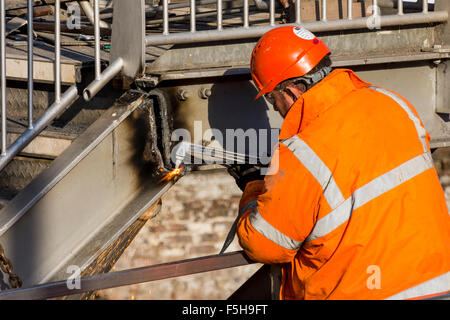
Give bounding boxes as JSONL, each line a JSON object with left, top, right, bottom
{"left": 148, "top": 26, "right": 440, "bottom": 74}
{"left": 0, "top": 91, "right": 175, "bottom": 288}
{"left": 60, "top": 199, "right": 163, "bottom": 300}
{"left": 436, "top": 60, "right": 450, "bottom": 114}
{"left": 0, "top": 251, "right": 254, "bottom": 300}
{"left": 157, "top": 62, "right": 450, "bottom": 169}
{"left": 435, "top": 0, "right": 450, "bottom": 115}
{"left": 154, "top": 52, "right": 450, "bottom": 82}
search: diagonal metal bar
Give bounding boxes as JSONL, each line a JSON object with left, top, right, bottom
{"left": 1, "top": 0, "right": 6, "bottom": 156}
{"left": 4, "top": 0, "right": 72, "bottom": 11}
{"left": 0, "top": 251, "right": 255, "bottom": 300}
{"left": 27, "top": 0, "right": 33, "bottom": 129}
{"left": 54, "top": 0, "right": 60, "bottom": 102}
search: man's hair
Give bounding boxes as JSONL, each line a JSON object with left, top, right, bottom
{"left": 274, "top": 54, "right": 332, "bottom": 92}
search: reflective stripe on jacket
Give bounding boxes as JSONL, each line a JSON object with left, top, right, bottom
{"left": 237, "top": 69, "right": 450, "bottom": 300}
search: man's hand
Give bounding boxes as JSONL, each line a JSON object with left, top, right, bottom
{"left": 227, "top": 164, "right": 265, "bottom": 192}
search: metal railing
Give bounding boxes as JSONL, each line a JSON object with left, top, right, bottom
{"left": 144, "top": 0, "right": 447, "bottom": 46}
{"left": 0, "top": 0, "right": 119, "bottom": 171}
{"left": 83, "top": 0, "right": 125, "bottom": 101}
{"left": 0, "top": 0, "right": 78, "bottom": 172}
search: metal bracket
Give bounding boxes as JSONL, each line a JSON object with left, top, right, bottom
{"left": 436, "top": 60, "right": 450, "bottom": 114}
{"left": 110, "top": 0, "right": 145, "bottom": 79}
{"left": 135, "top": 75, "right": 160, "bottom": 88}
{"left": 435, "top": 0, "right": 450, "bottom": 47}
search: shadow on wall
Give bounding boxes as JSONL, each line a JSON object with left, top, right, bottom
{"left": 207, "top": 79, "right": 280, "bottom": 163}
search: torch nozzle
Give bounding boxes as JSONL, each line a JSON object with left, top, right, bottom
{"left": 175, "top": 159, "right": 182, "bottom": 169}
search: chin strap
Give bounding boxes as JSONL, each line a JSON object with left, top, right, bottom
{"left": 300, "top": 66, "right": 333, "bottom": 90}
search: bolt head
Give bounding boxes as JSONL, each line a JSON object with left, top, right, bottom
{"left": 199, "top": 88, "right": 212, "bottom": 99}
{"left": 177, "top": 89, "right": 190, "bottom": 101}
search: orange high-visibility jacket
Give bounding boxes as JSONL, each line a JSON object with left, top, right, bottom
{"left": 237, "top": 69, "right": 450, "bottom": 300}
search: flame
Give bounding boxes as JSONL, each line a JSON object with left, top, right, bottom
{"left": 158, "top": 167, "right": 183, "bottom": 183}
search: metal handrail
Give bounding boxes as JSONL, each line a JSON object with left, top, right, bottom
{"left": 145, "top": 11, "right": 448, "bottom": 46}
{"left": 145, "top": 0, "right": 445, "bottom": 46}
{"left": 0, "top": 0, "right": 126, "bottom": 170}
{"left": 1, "top": 0, "right": 6, "bottom": 157}
{"left": 0, "top": 0, "right": 78, "bottom": 172}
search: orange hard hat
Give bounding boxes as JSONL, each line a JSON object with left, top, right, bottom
{"left": 250, "top": 26, "right": 331, "bottom": 99}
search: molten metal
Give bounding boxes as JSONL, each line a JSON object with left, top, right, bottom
{"left": 158, "top": 167, "right": 183, "bottom": 183}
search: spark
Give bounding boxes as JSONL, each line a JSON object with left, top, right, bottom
{"left": 158, "top": 167, "right": 183, "bottom": 183}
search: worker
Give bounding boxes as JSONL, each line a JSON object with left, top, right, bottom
{"left": 227, "top": 26, "right": 450, "bottom": 300}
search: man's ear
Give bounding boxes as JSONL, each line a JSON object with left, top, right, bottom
{"left": 284, "top": 85, "right": 303, "bottom": 101}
